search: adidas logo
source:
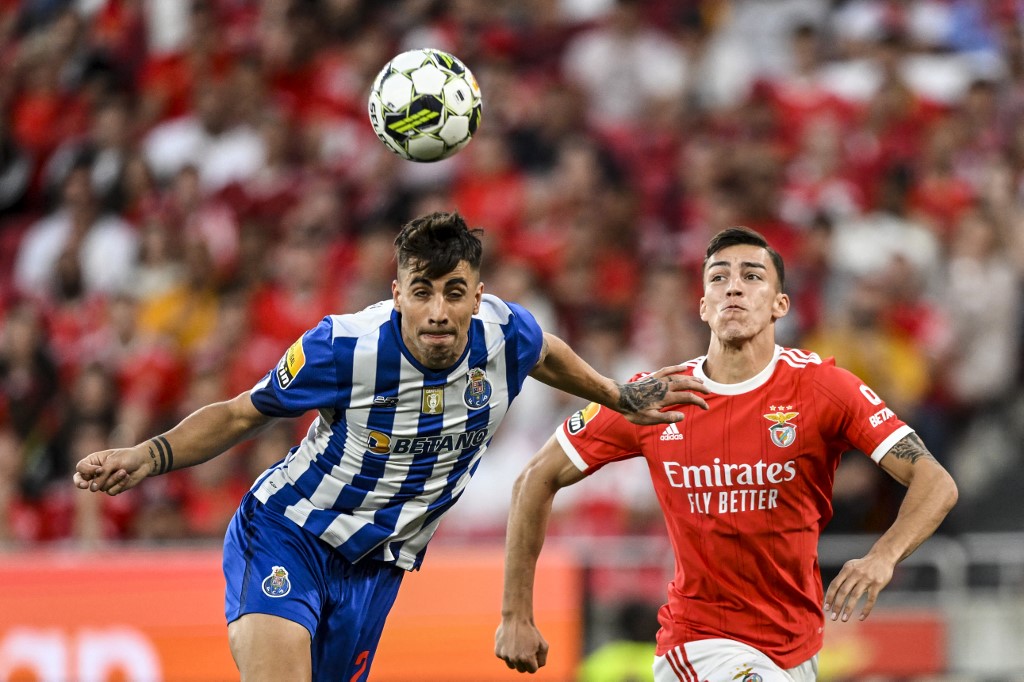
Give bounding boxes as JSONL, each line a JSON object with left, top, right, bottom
{"left": 660, "top": 423, "right": 684, "bottom": 441}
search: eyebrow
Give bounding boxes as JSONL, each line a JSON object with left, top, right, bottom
{"left": 410, "top": 276, "right": 470, "bottom": 289}
{"left": 707, "top": 260, "right": 768, "bottom": 272}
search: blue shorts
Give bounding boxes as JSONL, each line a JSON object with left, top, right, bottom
{"left": 224, "top": 491, "right": 405, "bottom": 682}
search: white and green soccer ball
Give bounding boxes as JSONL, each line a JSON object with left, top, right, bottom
{"left": 368, "top": 48, "right": 483, "bottom": 162}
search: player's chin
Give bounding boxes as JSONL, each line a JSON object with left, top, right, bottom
{"left": 420, "top": 346, "right": 458, "bottom": 368}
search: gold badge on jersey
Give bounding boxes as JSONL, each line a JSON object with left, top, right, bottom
{"left": 566, "top": 402, "right": 602, "bottom": 435}
{"left": 421, "top": 387, "right": 445, "bottom": 415}
{"left": 764, "top": 406, "right": 799, "bottom": 447}
{"left": 276, "top": 337, "right": 306, "bottom": 389}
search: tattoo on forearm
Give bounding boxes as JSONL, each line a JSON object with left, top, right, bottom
{"left": 887, "top": 433, "right": 936, "bottom": 465}
{"left": 149, "top": 436, "right": 175, "bottom": 475}
{"left": 617, "top": 376, "right": 667, "bottom": 412}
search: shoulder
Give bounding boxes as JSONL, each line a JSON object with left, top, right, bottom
{"left": 476, "top": 293, "right": 539, "bottom": 329}
{"left": 326, "top": 300, "right": 395, "bottom": 340}
{"left": 776, "top": 347, "right": 827, "bottom": 370}
{"left": 628, "top": 356, "right": 703, "bottom": 384}
{"left": 778, "top": 347, "right": 875, "bottom": 403}
{"left": 92, "top": 214, "right": 138, "bottom": 239}
{"left": 476, "top": 293, "right": 521, "bottom": 323}
{"left": 24, "top": 211, "right": 68, "bottom": 240}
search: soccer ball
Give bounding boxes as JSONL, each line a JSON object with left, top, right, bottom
{"left": 367, "top": 48, "right": 483, "bottom": 162}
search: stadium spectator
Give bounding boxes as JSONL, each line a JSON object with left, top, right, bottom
{"left": 14, "top": 161, "right": 138, "bottom": 300}
{"left": 136, "top": 234, "right": 221, "bottom": 355}
{"left": 496, "top": 226, "right": 957, "bottom": 680}
{"left": 561, "top": 0, "right": 689, "bottom": 132}
{"left": 0, "top": 301, "right": 60, "bottom": 444}
{"left": 42, "top": 94, "right": 133, "bottom": 210}
{"left": 142, "top": 78, "right": 264, "bottom": 193}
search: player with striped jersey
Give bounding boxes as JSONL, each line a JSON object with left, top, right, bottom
{"left": 496, "top": 226, "right": 958, "bottom": 681}
{"left": 74, "top": 211, "right": 709, "bottom": 682}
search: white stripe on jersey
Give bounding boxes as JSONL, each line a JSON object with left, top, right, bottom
{"left": 778, "top": 347, "right": 822, "bottom": 368}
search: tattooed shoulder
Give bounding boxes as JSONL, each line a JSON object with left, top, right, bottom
{"left": 887, "top": 432, "right": 936, "bottom": 465}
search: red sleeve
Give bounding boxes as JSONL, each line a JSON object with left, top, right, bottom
{"left": 813, "top": 361, "right": 914, "bottom": 464}
{"left": 554, "top": 402, "right": 643, "bottom": 474}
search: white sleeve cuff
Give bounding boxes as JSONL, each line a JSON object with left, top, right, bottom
{"left": 871, "top": 424, "right": 915, "bottom": 463}
{"left": 554, "top": 425, "right": 589, "bottom": 472}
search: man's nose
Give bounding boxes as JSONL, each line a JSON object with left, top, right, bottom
{"left": 428, "top": 294, "right": 449, "bottom": 321}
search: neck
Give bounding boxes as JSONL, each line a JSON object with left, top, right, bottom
{"left": 702, "top": 335, "right": 777, "bottom": 384}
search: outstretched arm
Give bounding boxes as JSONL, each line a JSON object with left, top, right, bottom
{"left": 824, "top": 433, "right": 957, "bottom": 622}
{"left": 73, "top": 391, "right": 276, "bottom": 496}
{"left": 528, "top": 332, "right": 709, "bottom": 425}
{"left": 495, "top": 434, "right": 586, "bottom": 674}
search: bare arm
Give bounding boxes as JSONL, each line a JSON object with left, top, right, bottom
{"left": 824, "top": 432, "right": 958, "bottom": 622}
{"left": 495, "top": 434, "right": 586, "bottom": 674}
{"left": 73, "top": 391, "right": 276, "bottom": 496}
{"left": 528, "top": 332, "right": 709, "bottom": 425}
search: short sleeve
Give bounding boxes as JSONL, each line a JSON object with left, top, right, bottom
{"left": 505, "top": 301, "right": 544, "bottom": 386}
{"left": 814, "top": 364, "right": 914, "bottom": 463}
{"left": 555, "top": 402, "right": 642, "bottom": 473}
{"left": 250, "top": 317, "right": 340, "bottom": 418}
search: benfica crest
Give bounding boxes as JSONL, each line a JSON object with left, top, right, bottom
{"left": 763, "top": 408, "right": 799, "bottom": 448}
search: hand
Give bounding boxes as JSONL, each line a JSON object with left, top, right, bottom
{"left": 73, "top": 446, "right": 154, "bottom": 496}
{"left": 495, "top": 619, "right": 548, "bottom": 674}
{"left": 617, "top": 366, "right": 710, "bottom": 426}
{"left": 823, "top": 553, "right": 896, "bottom": 622}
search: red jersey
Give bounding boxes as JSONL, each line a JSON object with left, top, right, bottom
{"left": 555, "top": 346, "right": 912, "bottom": 668}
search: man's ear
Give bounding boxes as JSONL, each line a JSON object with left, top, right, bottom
{"left": 392, "top": 280, "right": 400, "bottom": 311}
{"left": 772, "top": 292, "right": 790, "bottom": 320}
{"left": 473, "top": 281, "right": 483, "bottom": 314}
{"left": 699, "top": 296, "right": 708, "bottom": 321}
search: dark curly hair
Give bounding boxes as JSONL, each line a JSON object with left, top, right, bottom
{"left": 394, "top": 211, "right": 484, "bottom": 280}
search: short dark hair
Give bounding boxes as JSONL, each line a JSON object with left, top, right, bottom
{"left": 394, "top": 211, "right": 484, "bottom": 280}
{"left": 703, "top": 226, "right": 785, "bottom": 291}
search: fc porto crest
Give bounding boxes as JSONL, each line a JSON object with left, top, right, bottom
{"left": 463, "top": 367, "right": 492, "bottom": 409}
{"left": 262, "top": 565, "right": 292, "bottom": 598}
{"left": 763, "top": 406, "right": 799, "bottom": 448}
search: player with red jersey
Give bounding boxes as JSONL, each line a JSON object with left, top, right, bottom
{"left": 495, "top": 226, "right": 958, "bottom": 681}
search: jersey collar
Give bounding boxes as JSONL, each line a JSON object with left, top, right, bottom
{"left": 693, "top": 345, "right": 782, "bottom": 395}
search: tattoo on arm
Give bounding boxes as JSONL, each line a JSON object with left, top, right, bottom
{"left": 148, "top": 436, "right": 175, "bottom": 475}
{"left": 617, "top": 376, "right": 667, "bottom": 412}
{"left": 887, "top": 433, "right": 937, "bottom": 465}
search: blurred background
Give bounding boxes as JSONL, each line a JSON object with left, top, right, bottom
{"left": 1, "top": 0, "right": 1023, "bottom": 679}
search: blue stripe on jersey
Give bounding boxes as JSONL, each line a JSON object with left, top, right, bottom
{"left": 501, "top": 314, "right": 523, "bottom": 404}
{"left": 283, "top": 334, "right": 359, "bottom": 530}
{"left": 296, "top": 326, "right": 404, "bottom": 541}
{"left": 365, "top": 363, "right": 453, "bottom": 547}
{"left": 333, "top": 334, "right": 357, "bottom": 410}
{"left": 399, "top": 319, "right": 494, "bottom": 566}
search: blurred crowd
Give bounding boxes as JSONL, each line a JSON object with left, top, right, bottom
{"left": 1, "top": 0, "right": 1023, "bottom": 551}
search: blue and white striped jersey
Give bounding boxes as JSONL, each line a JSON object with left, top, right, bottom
{"left": 248, "top": 294, "right": 544, "bottom": 570}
